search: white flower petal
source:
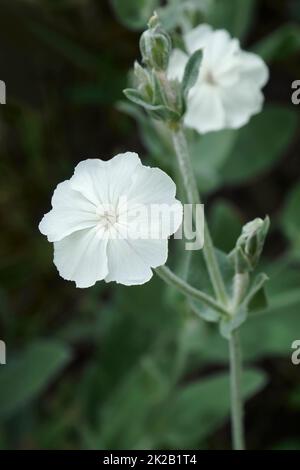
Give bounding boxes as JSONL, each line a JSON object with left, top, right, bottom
{"left": 54, "top": 226, "right": 108, "bottom": 288}
{"left": 221, "top": 81, "right": 264, "bottom": 129}
{"left": 70, "top": 153, "right": 141, "bottom": 206}
{"left": 184, "top": 84, "right": 225, "bottom": 133}
{"left": 127, "top": 165, "right": 177, "bottom": 204}
{"left": 167, "top": 49, "right": 189, "bottom": 82}
{"left": 212, "top": 62, "right": 240, "bottom": 87}
{"left": 124, "top": 165, "right": 183, "bottom": 238}
{"left": 114, "top": 165, "right": 183, "bottom": 240}
{"left": 106, "top": 152, "right": 142, "bottom": 203}
{"left": 124, "top": 199, "right": 183, "bottom": 240}
{"left": 105, "top": 238, "right": 168, "bottom": 285}
{"left": 239, "top": 51, "right": 269, "bottom": 88}
{"left": 39, "top": 181, "right": 98, "bottom": 242}
{"left": 133, "top": 239, "right": 168, "bottom": 268}
{"left": 70, "top": 159, "right": 108, "bottom": 205}
{"left": 184, "top": 24, "right": 212, "bottom": 55}
{"left": 205, "top": 31, "right": 239, "bottom": 71}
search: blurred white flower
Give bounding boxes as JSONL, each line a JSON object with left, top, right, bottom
{"left": 39, "top": 153, "right": 182, "bottom": 288}
{"left": 168, "top": 24, "right": 269, "bottom": 133}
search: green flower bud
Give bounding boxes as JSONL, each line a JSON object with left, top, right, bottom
{"left": 134, "top": 61, "right": 149, "bottom": 85}
{"left": 139, "top": 14, "right": 172, "bottom": 71}
{"left": 133, "top": 61, "right": 153, "bottom": 102}
{"left": 233, "top": 217, "right": 270, "bottom": 273}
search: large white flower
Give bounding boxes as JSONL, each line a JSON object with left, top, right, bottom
{"left": 168, "top": 24, "right": 269, "bottom": 133}
{"left": 39, "top": 153, "right": 182, "bottom": 288}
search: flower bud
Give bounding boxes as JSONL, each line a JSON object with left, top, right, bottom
{"left": 139, "top": 14, "right": 172, "bottom": 71}
{"left": 233, "top": 217, "right": 270, "bottom": 273}
{"left": 133, "top": 61, "right": 153, "bottom": 102}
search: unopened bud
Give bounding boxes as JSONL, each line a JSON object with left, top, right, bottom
{"left": 233, "top": 217, "right": 270, "bottom": 273}
{"left": 139, "top": 14, "right": 171, "bottom": 71}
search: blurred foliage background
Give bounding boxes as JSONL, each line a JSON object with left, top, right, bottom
{"left": 0, "top": 0, "right": 300, "bottom": 450}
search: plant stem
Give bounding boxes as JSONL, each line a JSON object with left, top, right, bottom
{"left": 229, "top": 329, "right": 245, "bottom": 450}
{"left": 171, "top": 125, "right": 228, "bottom": 306}
{"left": 227, "top": 273, "right": 248, "bottom": 449}
{"left": 170, "top": 124, "right": 246, "bottom": 450}
{"left": 155, "top": 265, "right": 230, "bottom": 317}
{"left": 231, "top": 272, "right": 249, "bottom": 313}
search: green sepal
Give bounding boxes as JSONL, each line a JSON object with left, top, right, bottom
{"left": 181, "top": 49, "right": 202, "bottom": 98}
{"left": 244, "top": 273, "right": 269, "bottom": 313}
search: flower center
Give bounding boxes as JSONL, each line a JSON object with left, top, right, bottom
{"left": 96, "top": 205, "right": 118, "bottom": 229}
{"left": 203, "top": 69, "right": 217, "bottom": 86}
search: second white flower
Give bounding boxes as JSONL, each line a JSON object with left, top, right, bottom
{"left": 168, "top": 24, "right": 269, "bottom": 133}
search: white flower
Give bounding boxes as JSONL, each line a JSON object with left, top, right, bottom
{"left": 168, "top": 24, "right": 269, "bottom": 133}
{"left": 39, "top": 153, "right": 182, "bottom": 288}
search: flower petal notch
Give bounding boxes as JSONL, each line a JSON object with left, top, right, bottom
{"left": 39, "top": 153, "right": 183, "bottom": 288}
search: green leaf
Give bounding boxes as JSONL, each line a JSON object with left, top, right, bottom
{"left": 99, "top": 361, "right": 168, "bottom": 449}
{"left": 0, "top": 341, "right": 71, "bottom": 419}
{"left": 281, "top": 183, "right": 300, "bottom": 252}
{"left": 209, "top": 200, "right": 242, "bottom": 252}
{"left": 91, "top": 276, "right": 182, "bottom": 401}
{"left": 123, "top": 89, "right": 180, "bottom": 121}
{"left": 190, "top": 128, "right": 237, "bottom": 193}
{"left": 206, "top": 0, "right": 256, "bottom": 41}
{"left": 199, "top": 264, "right": 300, "bottom": 363}
{"left": 151, "top": 71, "right": 167, "bottom": 106}
{"left": 244, "top": 273, "right": 269, "bottom": 313}
{"left": 188, "top": 299, "right": 219, "bottom": 323}
{"left": 110, "top": 0, "right": 159, "bottom": 30}
{"left": 220, "top": 105, "right": 298, "bottom": 185}
{"left": 242, "top": 283, "right": 300, "bottom": 359}
{"left": 123, "top": 88, "right": 153, "bottom": 109}
{"left": 189, "top": 105, "right": 296, "bottom": 191}
{"left": 161, "top": 368, "right": 267, "bottom": 447}
{"left": 149, "top": 106, "right": 181, "bottom": 122}
{"left": 186, "top": 249, "right": 234, "bottom": 327}
{"left": 181, "top": 49, "right": 203, "bottom": 98}
{"left": 188, "top": 248, "right": 234, "bottom": 296}
{"left": 254, "top": 24, "right": 300, "bottom": 62}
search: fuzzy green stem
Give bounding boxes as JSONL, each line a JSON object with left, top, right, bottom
{"left": 170, "top": 124, "right": 245, "bottom": 450}
{"left": 155, "top": 265, "right": 230, "bottom": 317}
{"left": 228, "top": 272, "right": 248, "bottom": 449}
{"left": 171, "top": 125, "right": 228, "bottom": 306}
{"left": 229, "top": 330, "right": 245, "bottom": 450}
{"left": 231, "top": 272, "right": 250, "bottom": 313}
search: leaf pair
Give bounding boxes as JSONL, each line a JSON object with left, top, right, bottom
{"left": 186, "top": 248, "right": 269, "bottom": 339}
{"left": 124, "top": 48, "right": 203, "bottom": 123}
